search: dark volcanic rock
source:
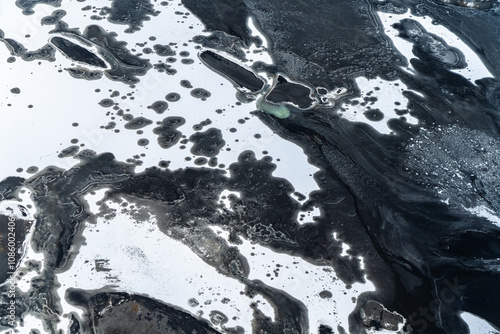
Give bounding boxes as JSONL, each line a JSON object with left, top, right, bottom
{"left": 66, "top": 290, "right": 221, "bottom": 333}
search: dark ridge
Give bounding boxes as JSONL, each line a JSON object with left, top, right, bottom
{"left": 266, "top": 76, "right": 314, "bottom": 109}
{"left": 190, "top": 0, "right": 406, "bottom": 88}
{"left": 246, "top": 279, "right": 309, "bottom": 333}
{"left": 58, "top": 145, "right": 80, "bottom": 158}
{"left": 0, "top": 153, "right": 137, "bottom": 329}
{"left": 106, "top": 172, "right": 185, "bottom": 204}
{"left": 0, "top": 148, "right": 369, "bottom": 328}
{"left": 66, "top": 290, "right": 221, "bottom": 333}
{"left": 0, "top": 38, "right": 56, "bottom": 62}
{"left": 182, "top": 0, "right": 252, "bottom": 45}
{"left": 2, "top": 38, "right": 25, "bottom": 55}
{"left": 50, "top": 37, "right": 107, "bottom": 68}
{"left": 21, "top": 44, "right": 56, "bottom": 62}
{"left": 15, "top": 0, "right": 62, "bottom": 15}
{"left": 192, "top": 32, "right": 248, "bottom": 60}
{"left": 40, "top": 9, "right": 66, "bottom": 25}
{"left": 37, "top": 17, "right": 153, "bottom": 83}
{"left": 393, "top": 19, "right": 467, "bottom": 70}
{"left": 105, "top": 0, "right": 159, "bottom": 33}
{"left": 66, "top": 67, "right": 103, "bottom": 80}
{"left": 83, "top": 25, "right": 152, "bottom": 83}
{"left": 253, "top": 101, "right": 500, "bottom": 333}
{"left": 2, "top": 1, "right": 500, "bottom": 333}
{"left": 69, "top": 314, "right": 81, "bottom": 334}
{"left": 200, "top": 51, "right": 264, "bottom": 92}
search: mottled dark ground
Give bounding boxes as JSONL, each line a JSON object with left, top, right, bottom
{"left": 1, "top": 0, "right": 500, "bottom": 333}
{"left": 182, "top": 2, "right": 500, "bottom": 333}
{"left": 66, "top": 290, "right": 222, "bottom": 334}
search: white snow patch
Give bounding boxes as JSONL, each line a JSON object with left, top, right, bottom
{"left": 464, "top": 205, "right": 500, "bottom": 228}
{"left": 461, "top": 312, "right": 500, "bottom": 334}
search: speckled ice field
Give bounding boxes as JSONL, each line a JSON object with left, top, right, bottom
{"left": 1, "top": 0, "right": 500, "bottom": 333}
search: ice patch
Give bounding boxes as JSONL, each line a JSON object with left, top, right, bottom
{"left": 464, "top": 205, "right": 500, "bottom": 228}
{"left": 461, "top": 312, "right": 500, "bottom": 334}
